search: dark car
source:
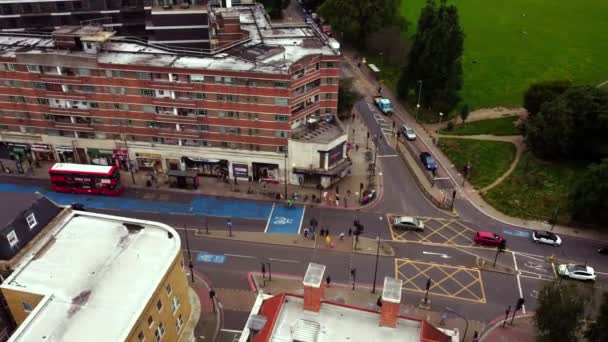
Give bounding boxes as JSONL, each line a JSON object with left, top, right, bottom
{"left": 598, "top": 246, "right": 608, "bottom": 254}
{"left": 419, "top": 152, "right": 437, "bottom": 171}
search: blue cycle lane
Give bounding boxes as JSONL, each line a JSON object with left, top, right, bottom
{"left": 0, "top": 182, "right": 305, "bottom": 234}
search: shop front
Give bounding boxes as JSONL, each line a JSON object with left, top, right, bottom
{"left": 328, "top": 142, "right": 345, "bottom": 168}
{"left": 293, "top": 158, "right": 352, "bottom": 189}
{"left": 31, "top": 143, "right": 55, "bottom": 162}
{"left": 55, "top": 145, "right": 76, "bottom": 163}
{"left": 113, "top": 149, "right": 129, "bottom": 171}
{"left": 182, "top": 157, "right": 228, "bottom": 177}
{"left": 136, "top": 152, "right": 163, "bottom": 172}
{"left": 252, "top": 162, "right": 280, "bottom": 183}
{"left": 87, "top": 148, "right": 115, "bottom": 166}
{"left": 1, "top": 142, "right": 31, "bottom": 161}
{"left": 232, "top": 163, "right": 249, "bottom": 180}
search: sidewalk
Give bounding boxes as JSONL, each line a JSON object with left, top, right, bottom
{"left": 341, "top": 48, "right": 608, "bottom": 241}
{"left": 193, "top": 229, "right": 395, "bottom": 257}
{"left": 187, "top": 271, "right": 221, "bottom": 342}
{"left": 479, "top": 313, "right": 536, "bottom": 342}
{"left": 0, "top": 117, "right": 380, "bottom": 210}
{"left": 249, "top": 272, "right": 485, "bottom": 341}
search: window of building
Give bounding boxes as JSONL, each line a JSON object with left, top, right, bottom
{"left": 79, "top": 85, "right": 95, "bottom": 93}
{"left": 37, "top": 98, "right": 49, "bottom": 105}
{"left": 112, "top": 70, "right": 122, "bottom": 78}
{"left": 93, "top": 117, "right": 104, "bottom": 124}
{"left": 172, "top": 296, "right": 180, "bottom": 313}
{"left": 113, "top": 103, "right": 121, "bottom": 110}
{"left": 165, "top": 284, "right": 172, "bottom": 296}
{"left": 26, "top": 65, "right": 41, "bottom": 73}
{"left": 326, "top": 78, "right": 334, "bottom": 84}
{"left": 148, "top": 122, "right": 160, "bottom": 128}
{"left": 137, "top": 72, "right": 152, "bottom": 80}
{"left": 278, "top": 146, "right": 287, "bottom": 153}
{"left": 274, "top": 98, "right": 288, "bottom": 106}
{"left": 176, "top": 314, "right": 184, "bottom": 332}
{"left": 141, "top": 89, "right": 155, "bottom": 97}
{"left": 143, "top": 105, "right": 156, "bottom": 113}
{"left": 111, "top": 87, "right": 126, "bottom": 95}
{"left": 275, "top": 131, "right": 288, "bottom": 138}
{"left": 4, "top": 63, "right": 16, "bottom": 71}
{"left": 89, "top": 102, "right": 99, "bottom": 108}
{"left": 194, "top": 92, "right": 205, "bottom": 100}
{"left": 22, "top": 302, "right": 33, "bottom": 313}
{"left": 26, "top": 213, "right": 37, "bottom": 229}
{"left": 137, "top": 331, "right": 145, "bottom": 342}
{"left": 315, "top": 63, "right": 320, "bottom": 70}
{"left": 325, "top": 108, "right": 332, "bottom": 114}
{"left": 156, "top": 299, "right": 163, "bottom": 312}
{"left": 190, "top": 74, "right": 205, "bottom": 83}
{"left": 77, "top": 68, "right": 92, "bottom": 76}
{"left": 196, "top": 109, "right": 207, "bottom": 116}
{"left": 325, "top": 93, "right": 333, "bottom": 100}
{"left": 147, "top": 316, "right": 154, "bottom": 328}
{"left": 273, "top": 81, "right": 288, "bottom": 88}
{"left": 32, "top": 82, "right": 46, "bottom": 90}
{"left": 226, "top": 95, "right": 238, "bottom": 102}
{"left": 154, "top": 322, "right": 165, "bottom": 342}
{"left": 326, "top": 62, "right": 335, "bottom": 68}
{"left": 6, "top": 230, "right": 18, "bottom": 247}
{"left": 274, "top": 115, "right": 288, "bottom": 122}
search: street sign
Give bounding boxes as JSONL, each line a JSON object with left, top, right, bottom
{"left": 196, "top": 252, "right": 226, "bottom": 264}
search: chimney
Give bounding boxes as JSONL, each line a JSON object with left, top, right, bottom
{"left": 302, "top": 262, "right": 325, "bottom": 312}
{"left": 379, "top": 277, "right": 402, "bottom": 328}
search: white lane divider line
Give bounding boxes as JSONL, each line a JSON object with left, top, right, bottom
{"left": 264, "top": 202, "right": 276, "bottom": 233}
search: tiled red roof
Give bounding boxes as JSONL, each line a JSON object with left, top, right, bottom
{"left": 251, "top": 293, "right": 285, "bottom": 342}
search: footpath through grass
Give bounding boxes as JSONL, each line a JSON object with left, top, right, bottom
{"left": 440, "top": 116, "right": 521, "bottom": 136}
{"left": 483, "top": 152, "right": 586, "bottom": 222}
{"left": 400, "top": 0, "right": 608, "bottom": 108}
{"left": 438, "top": 138, "right": 516, "bottom": 189}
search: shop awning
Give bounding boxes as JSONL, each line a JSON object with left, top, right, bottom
{"left": 293, "top": 159, "right": 352, "bottom": 177}
{"left": 167, "top": 170, "right": 198, "bottom": 178}
{"left": 87, "top": 148, "right": 114, "bottom": 157}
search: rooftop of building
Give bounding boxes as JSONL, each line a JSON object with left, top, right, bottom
{"left": 1, "top": 210, "right": 181, "bottom": 342}
{"left": 291, "top": 116, "right": 346, "bottom": 144}
{"left": 242, "top": 292, "right": 455, "bottom": 342}
{"left": 0, "top": 192, "right": 46, "bottom": 229}
{"left": 0, "top": 4, "right": 339, "bottom": 74}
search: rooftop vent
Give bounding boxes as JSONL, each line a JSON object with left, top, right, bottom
{"left": 382, "top": 277, "right": 402, "bottom": 304}
{"left": 303, "top": 262, "right": 325, "bottom": 288}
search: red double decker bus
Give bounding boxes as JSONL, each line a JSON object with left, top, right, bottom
{"left": 49, "top": 163, "right": 124, "bottom": 196}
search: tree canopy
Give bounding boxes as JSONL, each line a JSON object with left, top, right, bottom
{"left": 585, "top": 292, "right": 608, "bottom": 342}
{"left": 337, "top": 78, "right": 362, "bottom": 120}
{"left": 318, "top": 0, "right": 404, "bottom": 45}
{"left": 569, "top": 159, "right": 608, "bottom": 225}
{"left": 397, "top": 0, "right": 464, "bottom": 113}
{"left": 523, "top": 80, "right": 571, "bottom": 115}
{"left": 524, "top": 86, "right": 608, "bottom": 160}
{"left": 534, "top": 281, "right": 586, "bottom": 342}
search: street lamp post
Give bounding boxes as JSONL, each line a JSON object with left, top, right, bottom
{"left": 415, "top": 80, "right": 423, "bottom": 122}
{"left": 445, "top": 306, "right": 468, "bottom": 342}
{"left": 284, "top": 152, "right": 288, "bottom": 201}
{"left": 439, "top": 112, "right": 444, "bottom": 125}
{"left": 379, "top": 52, "right": 384, "bottom": 68}
{"left": 184, "top": 225, "right": 195, "bottom": 283}
{"left": 372, "top": 234, "right": 380, "bottom": 294}
{"left": 372, "top": 136, "right": 379, "bottom": 176}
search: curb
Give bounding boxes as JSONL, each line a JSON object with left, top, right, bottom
{"left": 479, "top": 312, "right": 535, "bottom": 341}
{"left": 192, "top": 271, "right": 223, "bottom": 342}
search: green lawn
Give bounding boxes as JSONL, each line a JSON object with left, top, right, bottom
{"left": 440, "top": 116, "right": 521, "bottom": 136}
{"left": 365, "top": 55, "right": 401, "bottom": 95}
{"left": 438, "top": 138, "right": 516, "bottom": 189}
{"left": 483, "top": 152, "right": 586, "bottom": 222}
{"left": 400, "top": 0, "right": 608, "bottom": 108}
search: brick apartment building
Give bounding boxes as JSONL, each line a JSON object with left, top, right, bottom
{"left": 0, "top": 3, "right": 349, "bottom": 188}
{"left": 0, "top": 0, "right": 256, "bottom": 49}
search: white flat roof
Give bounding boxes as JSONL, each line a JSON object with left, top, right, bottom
{"left": 270, "top": 296, "right": 421, "bottom": 342}
{"left": 1, "top": 211, "right": 181, "bottom": 342}
{"left": 50, "top": 162, "right": 114, "bottom": 173}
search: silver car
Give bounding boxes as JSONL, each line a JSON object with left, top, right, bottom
{"left": 400, "top": 125, "right": 417, "bottom": 141}
{"left": 532, "top": 230, "right": 562, "bottom": 246}
{"left": 392, "top": 216, "right": 424, "bottom": 231}
{"left": 557, "top": 264, "right": 596, "bottom": 282}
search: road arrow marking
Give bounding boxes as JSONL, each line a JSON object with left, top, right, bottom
{"left": 422, "top": 251, "right": 451, "bottom": 259}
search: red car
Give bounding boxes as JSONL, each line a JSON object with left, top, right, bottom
{"left": 474, "top": 231, "right": 505, "bottom": 247}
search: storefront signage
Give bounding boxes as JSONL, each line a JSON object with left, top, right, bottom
{"left": 232, "top": 163, "right": 249, "bottom": 178}
{"left": 31, "top": 143, "right": 51, "bottom": 152}
{"left": 6, "top": 142, "right": 30, "bottom": 149}
{"left": 113, "top": 149, "right": 128, "bottom": 156}
{"left": 136, "top": 153, "right": 161, "bottom": 159}
{"left": 55, "top": 145, "right": 74, "bottom": 153}
{"left": 187, "top": 157, "right": 220, "bottom": 163}
{"left": 328, "top": 143, "right": 345, "bottom": 165}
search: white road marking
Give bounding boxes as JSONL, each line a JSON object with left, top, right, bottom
{"left": 422, "top": 251, "right": 451, "bottom": 259}
{"left": 595, "top": 271, "right": 608, "bottom": 276}
{"left": 298, "top": 206, "right": 306, "bottom": 235}
{"left": 264, "top": 202, "right": 276, "bottom": 233}
{"left": 268, "top": 258, "right": 300, "bottom": 263}
{"left": 225, "top": 253, "right": 255, "bottom": 259}
{"left": 512, "top": 252, "right": 526, "bottom": 314}
{"left": 377, "top": 155, "right": 398, "bottom": 158}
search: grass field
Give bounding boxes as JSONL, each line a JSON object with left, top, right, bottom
{"left": 440, "top": 116, "right": 521, "bottom": 136}
{"left": 438, "top": 138, "right": 516, "bottom": 189}
{"left": 400, "top": 0, "right": 608, "bottom": 108}
{"left": 483, "top": 152, "right": 586, "bottom": 222}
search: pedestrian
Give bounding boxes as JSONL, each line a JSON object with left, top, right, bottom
{"left": 320, "top": 228, "right": 325, "bottom": 237}
{"left": 357, "top": 62, "right": 361, "bottom": 68}
{"left": 348, "top": 228, "right": 352, "bottom": 236}
{"left": 351, "top": 112, "right": 355, "bottom": 121}
{"left": 303, "top": 228, "right": 309, "bottom": 238}
{"left": 472, "top": 331, "right": 479, "bottom": 342}
{"left": 339, "top": 232, "right": 345, "bottom": 240}
{"left": 377, "top": 86, "right": 382, "bottom": 95}
{"left": 326, "top": 275, "right": 331, "bottom": 287}
{"left": 355, "top": 144, "right": 359, "bottom": 152}
{"left": 326, "top": 228, "right": 330, "bottom": 237}
{"left": 325, "top": 235, "right": 331, "bottom": 245}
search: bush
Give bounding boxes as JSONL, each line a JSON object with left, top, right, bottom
{"left": 446, "top": 121, "right": 455, "bottom": 131}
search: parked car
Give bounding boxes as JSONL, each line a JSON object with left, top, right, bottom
{"left": 392, "top": 216, "right": 424, "bottom": 231}
{"left": 419, "top": 152, "right": 437, "bottom": 171}
{"left": 473, "top": 231, "right": 505, "bottom": 247}
{"left": 557, "top": 264, "right": 596, "bottom": 282}
{"left": 400, "top": 125, "right": 417, "bottom": 141}
{"left": 598, "top": 246, "right": 608, "bottom": 254}
{"left": 531, "top": 230, "right": 562, "bottom": 246}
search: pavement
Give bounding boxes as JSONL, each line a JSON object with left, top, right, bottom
{"left": 480, "top": 313, "right": 536, "bottom": 342}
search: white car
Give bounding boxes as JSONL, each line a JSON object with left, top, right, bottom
{"left": 532, "top": 230, "right": 562, "bottom": 246}
{"left": 557, "top": 264, "right": 596, "bottom": 282}
{"left": 400, "top": 125, "right": 417, "bottom": 141}
{"left": 392, "top": 216, "right": 424, "bottom": 231}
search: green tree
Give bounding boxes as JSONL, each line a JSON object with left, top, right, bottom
{"left": 337, "top": 78, "right": 362, "bottom": 120}
{"left": 302, "top": 0, "right": 324, "bottom": 10}
{"left": 523, "top": 80, "right": 571, "bottom": 115}
{"left": 535, "top": 280, "right": 586, "bottom": 342}
{"left": 459, "top": 103, "right": 470, "bottom": 124}
{"left": 397, "top": 0, "right": 464, "bottom": 113}
{"left": 318, "top": 0, "right": 404, "bottom": 45}
{"left": 569, "top": 159, "right": 608, "bottom": 225}
{"left": 585, "top": 292, "right": 608, "bottom": 342}
{"left": 524, "top": 86, "right": 608, "bottom": 160}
